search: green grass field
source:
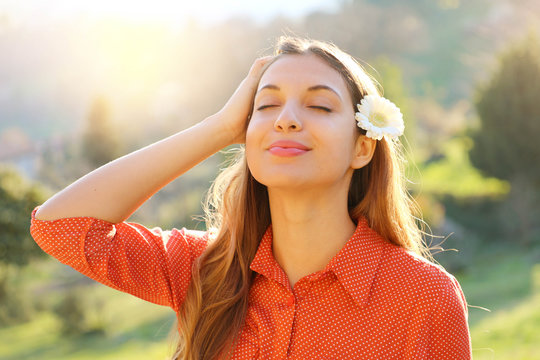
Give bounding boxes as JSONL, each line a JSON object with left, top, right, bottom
{"left": 459, "top": 247, "right": 540, "bottom": 360}
{"left": 0, "top": 260, "right": 177, "bottom": 360}
{"left": 1, "top": 246, "right": 539, "bottom": 360}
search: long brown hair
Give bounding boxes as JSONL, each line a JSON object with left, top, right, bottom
{"left": 173, "top": 36, "right": 427, "bottom": 359}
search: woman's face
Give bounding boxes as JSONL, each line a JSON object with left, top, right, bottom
{"left": 246, "top": 53, "right": 371, "bottom": 191}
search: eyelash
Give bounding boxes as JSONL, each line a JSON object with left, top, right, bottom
{"left": 310, "top": 106, "right": 332, "bottom": 113}
{"left": 256, "top": 105, "right": 332, "bottom": 113}
{"left": 256, "top": 105, "right": 276, "bottom": 111}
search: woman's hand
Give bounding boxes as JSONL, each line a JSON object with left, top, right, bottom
{"left": 215, "top": 56, "right": 274, "bottom": 145}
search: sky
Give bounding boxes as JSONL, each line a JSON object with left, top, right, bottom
{"left": 0, "top": 0, "right": 340, "bottom": 28}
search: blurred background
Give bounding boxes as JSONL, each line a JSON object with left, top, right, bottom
{"left": 1, "top": 0, "right": 539, "bottom": 358}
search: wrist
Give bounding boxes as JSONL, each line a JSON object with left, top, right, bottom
{"left": 200, "top": 113, "right": 238, "bottom": 148}
{"left": 203, "top": 112, "right": 244, "bottom": 147}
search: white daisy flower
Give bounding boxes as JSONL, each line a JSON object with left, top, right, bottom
{"left": 354, "top": 95, "right": 405, "bottom": 140}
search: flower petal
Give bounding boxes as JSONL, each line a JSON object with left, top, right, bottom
{"left": 355, "top": 95, "right": 404, "bottom": 140}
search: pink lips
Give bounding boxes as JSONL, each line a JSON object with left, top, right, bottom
{"left": 268, "top": 140, "right": 310, "bottom": 157}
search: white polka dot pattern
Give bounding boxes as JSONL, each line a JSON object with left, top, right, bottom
{"left": 30, "top": 208, "right": 472, "bottom": 359}
{"left": 30, "top": 208, "right": 207, "bottom": 312}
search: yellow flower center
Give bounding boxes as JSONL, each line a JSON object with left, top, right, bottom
{"left": 370, "top": 112, "right": 386, "bottom": 127}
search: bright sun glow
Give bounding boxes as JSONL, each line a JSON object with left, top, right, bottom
{"left": 52, "top": 1, "right": 195, "bottom": 24}
{"left": 0, "top": 0, "right": 337, "bottom": 131}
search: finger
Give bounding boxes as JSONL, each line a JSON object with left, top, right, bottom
{"left": 248, "top": 56, "right": 274, "bottom": 78}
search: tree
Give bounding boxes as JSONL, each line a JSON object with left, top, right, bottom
{"left": 0, "top": 166, "right": 48, "bottom": 267}
{"left": 0, "top": 166, "right": 49, "bottom": 324}
{"left": 82, "top": 96, "right": 119, "bottom": 169}
{"left": 469, "top": 32, "right": 540, "bottom": 183}
{"left": 469, "top": 31, "right": 540, "bottom": 244}
{"left": 53, "top": 289, "right": 106, "bottom": 336}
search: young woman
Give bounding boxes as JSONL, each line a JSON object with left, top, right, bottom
{"left": 31, "top": 37, "right": 472, "bottom": 359}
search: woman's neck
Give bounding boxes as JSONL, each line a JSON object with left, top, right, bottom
{"left": 268, "top": 186, "right": 357, "bottom": 288}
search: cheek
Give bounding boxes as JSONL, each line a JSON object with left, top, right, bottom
{"left": 322, "top": 126, "right": 358, "bottom": 166}
{"left": 245, "top": 122, "right": 257, "bottom": 154}
{"left": 245, "top": 115, "right": 267, "bottom": 149}
{"left": 245, "top": 143, "right": 265, "bottom": 185}
{"left": 245, "top": 122, "right": 260, "bottom": 172}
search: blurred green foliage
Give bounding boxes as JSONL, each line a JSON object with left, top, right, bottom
{"left": 470, "top": 31, "right": 540, "bottom": 184}
{"left": 0, "top": 166, "right": 48, "bottom": 267}
{"left": 420, "top": 137, "right": 509, "bottom": 199}
{"left": 0, "top": 166, "right": 49, "bottom": 325}
{"left": 53, "top": 290, "right": 88, "bottom": 336}
{"left": 468, "top": 31, "right": 540, "bottom": 246}
{"left": 0, "top": 265, "right": 175, "bottom": 359}
{"left": 461, "top": 247, "right": 540, "bottom": 359}
{"left": 53, "top": 289, "right": 106, "bottom": 337}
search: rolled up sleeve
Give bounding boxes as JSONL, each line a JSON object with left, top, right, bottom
{"left": 30, "top": 207, "right": 208, "bottom": 312}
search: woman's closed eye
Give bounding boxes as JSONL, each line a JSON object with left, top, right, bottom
{"left": 257, "top": 104, "right": 278, "bottom": 111}
{"left": 309, "top": 105, "right": 332, "bottom": 113}
{"left": 256, "top": 104, "right": 332, "bottom": 112}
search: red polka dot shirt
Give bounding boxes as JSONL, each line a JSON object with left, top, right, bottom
{"left": 30, "top": 209, "right": 472, "bottom": 359}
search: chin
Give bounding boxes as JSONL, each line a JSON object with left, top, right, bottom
{"left": 249, "top": 168, "right": 310, "bottom": 189}
{"left": 255, "top": 169, "right": 344, "bottom": 193}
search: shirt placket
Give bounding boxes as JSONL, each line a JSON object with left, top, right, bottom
{"left": 284, "top": 274, "right": 319, "bottom": 359}
{"left": 273, "top": 289, "right": 297, "bottom": 359}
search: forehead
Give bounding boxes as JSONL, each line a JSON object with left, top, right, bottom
{"left": 258, "top": 54, "right": 349, "bottom": 95}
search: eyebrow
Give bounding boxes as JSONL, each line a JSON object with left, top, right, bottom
{"left": 257, "top": 84, "right": 280, "bottom": 92}
{"left": 307, "top": 85, "right": 342, "bottom": 101}
{"left": 257, "top": 84, "right": 342, "bottom": 101}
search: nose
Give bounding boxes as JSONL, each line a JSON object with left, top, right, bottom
{"left": 274, "top": 103, "right": 302, "bottom": 132}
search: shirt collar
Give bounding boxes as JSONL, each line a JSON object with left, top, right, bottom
{"left": 250, "top": 226, "right": 292, "bottom": 290}
{"left": 325, "top": 217, "right": 388, "bottom": 307}
{"left": 249, "top": 218, "right": 388, "bottom": 307}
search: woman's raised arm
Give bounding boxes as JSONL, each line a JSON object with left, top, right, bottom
{"left": 35, "top": 56, "right": 272, "bottom": 223}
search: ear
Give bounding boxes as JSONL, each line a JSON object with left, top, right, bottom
{"left": 351, "top": 135, "right": 376, "bottom": 169}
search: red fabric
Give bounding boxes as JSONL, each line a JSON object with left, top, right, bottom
{"left": 30, "top": 208, "right": 472, "bottom": 359}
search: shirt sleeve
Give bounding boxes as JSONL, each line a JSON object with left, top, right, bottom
{"left": 406, "top": 272, "right": 472, "bottom": 359}
{"left": 29, "top": 207, "right": 208, "bottom": 312}
{"left": 429, "top": 275, "right": 472, "bottom": 359}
